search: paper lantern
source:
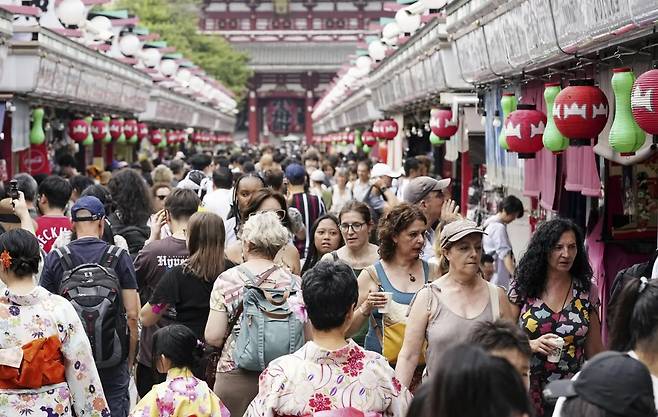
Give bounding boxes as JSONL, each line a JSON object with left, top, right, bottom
{"left": 167, "top": 130, "right": 177, "bottom": 145}
{"left": 56, "top": 0, "right": 86, "bottom": 27}
{"left": 119, "top": 33, "right": 141, "bottom": 57}
{"left": 430, "top": 107, "right": 458, "bottom": 139}
{"left": 150, "top": 129, "right": 163, "bottom": 146}
{"left": 395, "top": 9, "right": 421, "bottom": 34}
{"left": 102, "top": 116, "right": 112, "bottom": 144}
{"left": 631, "top": 69, "right": 658, "bottom": 138}
{"left": 355, "top": 130, "right": 363, "bottom": 148}
{"left": 609, "top": 68, "right": 646, "bottom": 156}
{"left": 91, "top": 119, "right": 108, "bottom": 142}
{"left": 553, "top": 79, "right": 608, "bottom": 146}
{"left": 368, "top": 40, "right": 386, "bottom": 61}
{"left": 137, "top": 123, "right": 149, "bottom": 140}
{"left": 380, "top": 119, "right": 398, "bottom": 141}
{"left": 505, "top": 104, "right": 547, "bottom": 159}
{"left": 123, "top": 119, "right": 138, "bottom": 142}
{"left": 543, "top": 83, "right": 569, "bottom": 154}
{"left": 141, "top": 48, "right": 162, "bottom": 69}
{"left": 362, "top": 131, "right": 377, "bottom": 147}
{"left": 372, "top": 120, "right": 382, "bottom": 139}
{"left": 429, "top": 132, "right": 445, "bottom": 146}
{"left": 158, "top": 132, "right": 167, "bottom": 148}
{"left": 499, "top": 93, "right": 517, "bottom": 150}
{"left": 29, "top": 108, "right": 45, "bottom": 146}
{"left": 363, "top": 144, "right": 371, "bottom": 154}
{"left": 82, "top": 116, "right": 93, "bottom": 146}
{"left": 68, "top": 119, "right": 89, "bottom": 143}
{"left": 160, "top": 59, "right": 178, "bottom": 77}
{"left": 109, "top": 119, "right": 123, "bottom": 141}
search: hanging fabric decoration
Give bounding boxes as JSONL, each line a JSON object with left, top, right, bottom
{"left": 543, "top": 83, "right": 569, "bottom": 154}
{"left": 499, "top": 93, "right": 517, "bottom": 150}
{"left": 553, "top": 79, "right": 608, "bottom": 146}
{"left": 68, "top": 119, "right": 89, "bottom": 143}
{"left": 82, "top": 116, "right": 94, "bottom": 147}
{"left": 430, "top": 107, "right": 458, "bottom": 140}
{"left": 29, "top": 108, "right": 45, "bottom": 146}
{"left": 504, "top": 104, "right": 546, "bottom": 159}
{"left": 631, "top": 68, "right": 658, "bottom": 143}
{"left": 609, "top": 68, "right": 646, "bottom": 156}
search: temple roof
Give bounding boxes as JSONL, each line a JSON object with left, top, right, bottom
{"left": 233, "top": 42, "right": 357, "bottom": 72}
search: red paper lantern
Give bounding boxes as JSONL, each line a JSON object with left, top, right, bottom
{"left": 372, "top": 120, "right": 383, "bottom": 139}
{"left": 166, "top": 130, "right": 176, "bottom": 145}
{"left": 504, "top": 104, "right": 547, "bottom": 159}
{"left": 631, "top": 69, "right": 658, "bottom": 136}
{"left": 430, "top": 107, "right": 459, "bottom": 139}
{"left": 109, "top": 119, "right": 124, "bottom": 140}
{"left": 90, "top": 119, "right": 108, "bottom": 142}
{"left": 137, "top": 123, "right": 149, "bottom": 140}
{"left": 150, "top": 129, "right": 163, "bottom": 146}
{"left": 362, "top": 131, "right": 377, "bottom": 147}
{"left": 68, "top": 119, "right": 89, "bottom": 143}
{"left": 380, "top": 119, "right": 398, "bottom": 140}
{"left": 346, "top": 132, "right": 355, "bottom": 144}
{"left": 553, "top": 79, "right": 608, "bottom": 146}
{"left": 123, "top": 119, "right": 137, "bottom": 139}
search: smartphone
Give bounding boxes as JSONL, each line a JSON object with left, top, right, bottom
{"left": 8, "top": 180, "right": 18, "bottom": 200}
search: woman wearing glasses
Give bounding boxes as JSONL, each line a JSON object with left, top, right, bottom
{"left": 151, "top": 183, "right": 172, "bottom": 213}
{"left": 225, "top": 188, "right": 301, "bottom": 275}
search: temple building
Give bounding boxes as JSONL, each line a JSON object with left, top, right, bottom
{"left": 200, "top": 0, "right": 391, "bottom": 144}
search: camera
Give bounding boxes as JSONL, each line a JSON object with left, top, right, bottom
{"left": 8, "top": 180, "right": 19, "bottom": 200}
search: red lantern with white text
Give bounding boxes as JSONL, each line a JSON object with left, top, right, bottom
{"left": 362, "top": 131, "right": 377, "bottom": 147}
{"left": 631, "top": 69, "right": 658, "bottom": 138}
{"left": 372, "top": 120, "right": 382, "bottom": 140}
{"left": 137, "top": 123, "right": 149, "bottom": 140}
{"left": 90, "top": 119, "right": 108, "bottom": 142}
{"left": 430, "top": 107, "right": 459, "bottom": 140}
{"left": 68, "top": 119, "right": 89, "bottom": 143}
{"left": 109, "top": 119, "right": 124, "bottom": 141}
{"left": 150, "top": 129, "right": 163, "bottom": 146}
{"left": 380, "top": 119, "right": 398, "bottom": 141}
{"left": 553, "top": 79, "right": 608, "bottom": 146}
{"left": 505, "top": 104, "right": 547, "bottom": 159}
{"left": 123, "top": 119, "right": 138, "bottom": 140}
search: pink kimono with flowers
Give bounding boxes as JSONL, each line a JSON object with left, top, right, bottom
{"left": 244, "top": 340, "right": 411, "bottom": 417}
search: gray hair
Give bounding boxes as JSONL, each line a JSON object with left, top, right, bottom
{"left": 335, "top": 167, "right": 348, "bottom": 177}
{"left": 14, "top": 173, "right": 38, "bottom": 202}
{"left": 242, "top": 211, "right": 291, "bottom": 259}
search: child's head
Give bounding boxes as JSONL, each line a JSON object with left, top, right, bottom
{"left": 481, "top": 253, "right": 495, "bottom": 281}
{"left": 152, "top": 324, "right": 203, "bottom": 373}
{"left": 468, "top": 320, "right": 531, "bottom": 389}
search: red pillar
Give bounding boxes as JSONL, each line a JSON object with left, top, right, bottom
{"left": 305, "top": 90, "right": 314, "bottom": 145}
{"left": 104, "top": 142, "right": 114, "bottom": 168}
{"left": 248, "top": 91, "right": 258, "bottom": 145}
{"left": 460, "top": 150, "right": 472, "bottom": 217}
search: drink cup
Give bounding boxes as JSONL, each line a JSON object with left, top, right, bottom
{"left": 378, "top": 292, "right": 393, "bottom": 314}
{"left": 547, "top": 337, "right": 565, "bottom": 363}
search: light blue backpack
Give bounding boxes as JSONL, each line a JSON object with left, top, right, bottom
{"left": 233, "top": 266, "right": 304, "bottom": 371}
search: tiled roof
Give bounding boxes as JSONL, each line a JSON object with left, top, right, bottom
{"left": 233, "top": 42, "right": 357, "bottom": 68}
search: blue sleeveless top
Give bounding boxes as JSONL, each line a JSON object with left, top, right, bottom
{"left": 364, "top": 260, "right": 430, "bottom": 354}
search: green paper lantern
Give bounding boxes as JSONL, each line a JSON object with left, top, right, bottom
{"left": 363, "top": 144, "right": 371, "bottom": 154}
{"left": 117, "top": 118, "right": 126, "bottom": 144}
{"left": 355, "top": 129, "right": 363, "bottom": 148}
{"left": 82, "top": 116, "right": 93, "bottom": 146}
{"left": 543, "top": 83, "right": 569, "bottom": 154}
{"left": 102, "top": 116, "right": 112, "bottom": 144}
{"left": 499, "top": 93, "right": 517, "bottom": 150}
{"left": 609, "top": 68, "right": 646, "bottom": 156}
{"left": 158, "top": 130, "right": 167, "bottom": 148}
{"left": 429, "top": 132, "right": 445, "bottom": 146}
{"left": 29, "top": 108, "right": 46, "bottom": 145}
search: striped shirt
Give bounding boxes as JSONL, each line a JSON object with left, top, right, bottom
{"left": 289, "top": 192, "right": 326, "bottom": 259}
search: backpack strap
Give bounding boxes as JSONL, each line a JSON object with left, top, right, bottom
{"left": 487, "top": 282, "right": 501, "bottom": 320}
{"left": 331, "top": 251, "right": 339, "bottom": 262}
{"left": 53, "top": 246, "right": 75, "bottom": 272}
{"left": 237, "top": 264, "right": 279, "bottom": 287}
{"left": 99, "top": 245, "right": 124, "bottom": 270}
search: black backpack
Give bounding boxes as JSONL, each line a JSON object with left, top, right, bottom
{"left": 108, "top": 213, "right": 149, "bottom": 257}
{"left": 54, "top": 245, "right": 128, "bottom": 369}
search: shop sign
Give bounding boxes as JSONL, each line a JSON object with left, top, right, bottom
{"left": 19, "top": 143, "right": 49, "bottom": 175}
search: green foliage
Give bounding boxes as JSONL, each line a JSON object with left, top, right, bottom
{"left": 110, "top": 0, "right": 252, "bottom": 98}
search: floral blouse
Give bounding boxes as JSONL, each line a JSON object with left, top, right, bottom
{"left": 245, "top": 340, "right": 411, "bottom": 417}
{"left": 129, "top": 367, "right": 230, "bottom": 417}
{"left": 0, "top": 286, "right": 109, "bottom": 417}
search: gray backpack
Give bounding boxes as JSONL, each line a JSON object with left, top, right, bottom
{"left": 233, "top": 266, "right": 304, "bottom": 371}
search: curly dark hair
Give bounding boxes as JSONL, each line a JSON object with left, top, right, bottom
{"left": 377, "top": 203, "right": 426, "bottom": 262}
{"left": 513, "top": 218, "right": 592, "bottom": 301}
{"left": 107, "top": 169, "right": 152, "bottom": 226}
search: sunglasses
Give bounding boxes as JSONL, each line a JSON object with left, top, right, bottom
{"left": 249, "top": 209, "right": 286, "bottom": 221}
{"left": 155, "top": 195, "right": 169, "bottom": 201}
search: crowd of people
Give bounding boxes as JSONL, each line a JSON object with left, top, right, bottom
{"left": 0, "top": 144, "right": 656, "bottom": 417}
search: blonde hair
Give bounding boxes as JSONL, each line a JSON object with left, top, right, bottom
{"left": 242, "top": 211, "right": 291, "bottom": 259}
{"left": 152, "top": 164, "right": 174, "bottom": 184}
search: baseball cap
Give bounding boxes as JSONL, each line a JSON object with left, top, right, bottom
{"left": 310, "top": 170, "right": 325, "bottom": 183}
{"left": 371, "top": 163, "right": 402, "bottom": 179}
{"left": 439, "top": 219, "right": 485, "bottom": 248}
{"left": 176, "top": 170, "right": 205, "bottom": 191}
{"left": 285, "top": 163, "right": 306, "bottom": 183}
{"left": 71, "top": 196, "right": 105, "bottom": 222}
{"left": 404, "top": 176, "right": 451, "bottom": 203}
{"left": 544, "top": 351, "right": 656, "bottom": 417}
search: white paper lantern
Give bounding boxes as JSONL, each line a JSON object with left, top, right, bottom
{"left": 190, "top": 76, "right": 204, "bottom": 93}
{"left": 87, "top": 16, "right": 113, "bottom": 41}
{"left": 141, "top": 48, "right": 162, "bottom": 68}
{"left": 368, "top": 40, "right": 387, "bottom": 61}
{"left": 160, "top": 59, "right": 178, "bottom": 77}
{"left": 395, "top": 9, "right": 421, "bottom": 34}
{"left": 56, "top": 0, "right": 86, "bottom": 27}
{"left": 382, "top": 22, "right": 401, "bottom": 41}
{"left": 355, "top": 56, "right": 372, "bottom": 71}
{"left": 119, "top": 33, "right": 141, "bottom": 56}
{"left": 347, "top": 67, "right": 361, "bottom": 79}
{"left": 175, "top": 68, "right": 192, "bottom": 86}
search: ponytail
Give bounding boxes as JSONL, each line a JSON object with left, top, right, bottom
{"left": 609, "top": 276, "right": 658, "bottom": 352}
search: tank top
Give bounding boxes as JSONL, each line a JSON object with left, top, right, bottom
{"left": 331, "top": 251, "right": 367, "bottom": 346}
{"left": 364, "top": 260, "right": 430, "bottom": 354}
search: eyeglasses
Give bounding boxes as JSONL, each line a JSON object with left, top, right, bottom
{"left": 339, "top": 222, "right": 366, "bottom": 233}
{"left": 250, "top": 209, "right": 286, "bottom": 221}
{"left": 155, "top": 195, "right": 168, "bottom": 201}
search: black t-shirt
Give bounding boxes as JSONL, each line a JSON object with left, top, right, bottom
{"left": 149, "top": 265, "right": 213, "bottom": 339}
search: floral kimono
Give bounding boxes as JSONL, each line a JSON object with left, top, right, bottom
{"left": 245, "top": 340, "right": 411, "bottom": 417}
{"left": 129, "top": 367, "right": 230, "bottom": 417}
{"left": 0, "top": 286, "right": 109, "bottom": 417}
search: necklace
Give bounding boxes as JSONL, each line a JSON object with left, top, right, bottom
{"left": 408, "top": 273, "right": 416, "bottom": 282}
